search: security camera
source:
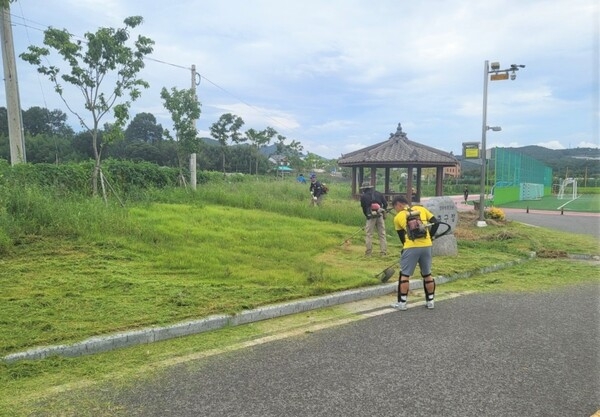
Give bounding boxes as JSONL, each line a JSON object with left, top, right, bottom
{"left": 510, "top": 72, "right": 516, "bottom": 80}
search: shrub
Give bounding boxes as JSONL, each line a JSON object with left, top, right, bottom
{"left": 485, "top": 206, "right": 505, "bottom": 221}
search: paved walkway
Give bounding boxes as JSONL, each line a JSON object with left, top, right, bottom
{"left": 426, "top": 195, "right": 600, "bottom": 240}
{"left": 110, "top": 284, "right": 600, "bottom": 417}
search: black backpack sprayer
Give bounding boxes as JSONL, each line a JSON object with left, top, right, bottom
{"left": 374, "top": 220, "right": 452, "bottom": 283}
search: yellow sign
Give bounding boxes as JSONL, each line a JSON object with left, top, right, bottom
{"left": 490, "top": 73, "right": 509, "bottom": 81}
{"left": 465, "top": 148, "right": 480, "bottom": 158}
{"left": 463, "top": 142, "right": 480, "bottom": 159}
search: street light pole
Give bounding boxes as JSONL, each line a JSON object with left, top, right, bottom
{"left": 477, "top": 60, "right": 525, "bottom": 227}
{"left": 478, "top": 60, "right": 490, "bottom": 226}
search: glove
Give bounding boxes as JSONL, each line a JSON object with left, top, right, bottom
{"left": 313, "top": 196, "right": 317, "bottom": 201}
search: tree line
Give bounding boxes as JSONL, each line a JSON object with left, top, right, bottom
{"left": 0, "top": 105, "right": 333, "bottom": 175}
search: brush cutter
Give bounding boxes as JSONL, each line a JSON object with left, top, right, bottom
{"left": 375, "top": 262, "right": 397, "bottom": 283}
{"left": 430, "top": 221, "right": 452, "bottom": 240}
{"left": 339, "top": 226, "right": 365, "bottom": 246}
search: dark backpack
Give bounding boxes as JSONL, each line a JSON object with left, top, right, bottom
{"left": 406, "top": 208, "right": 427, "bottom": 240}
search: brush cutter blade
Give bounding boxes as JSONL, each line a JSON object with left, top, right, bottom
{"left": 380, "top": 267, "right": 395, "bottom": 283}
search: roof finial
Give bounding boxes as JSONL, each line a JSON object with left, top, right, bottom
{"left": 395, "top": 122, "right": 407, "bottom": 139}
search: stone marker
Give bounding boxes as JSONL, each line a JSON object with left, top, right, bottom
{"left": 422, "top": 196, "right": 458, "bottom": 256}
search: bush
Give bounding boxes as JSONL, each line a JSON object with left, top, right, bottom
{"left": 485, "top": 206, "right": 506, "bottom": 221}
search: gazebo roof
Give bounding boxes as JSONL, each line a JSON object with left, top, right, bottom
{"left": 337, "top": 123, "right": 458, "bottom": 168}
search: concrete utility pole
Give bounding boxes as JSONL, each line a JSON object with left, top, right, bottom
{"left": 189, "top": 64, "right": 201, "bottom": 190}
{"left": 0, "top": 4, "right": 26, "bottom": 164}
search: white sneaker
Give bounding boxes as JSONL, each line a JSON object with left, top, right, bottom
{"left": 391, "top": 302, "right": 407, "bottom": 311}
{"left": 426, "top": 300, "right": 434, "bottom": 309}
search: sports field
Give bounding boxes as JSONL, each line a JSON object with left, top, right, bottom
{"left": 498, "top": 193, "right": 600, "bottom": 213}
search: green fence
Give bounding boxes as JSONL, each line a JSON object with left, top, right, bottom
{"left": 492, "top": 148, "right": 553, "bottom": 205}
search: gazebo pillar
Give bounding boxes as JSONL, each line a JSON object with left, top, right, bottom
{"left": 415, "top": 167, "right": 422, "bottom": 202}
{"left": 407, "top": 167, "right": 414, "bottom": 204}
{"left": 384, "top": 168, "right": 391, "bottom": 194}
{"left": 436, "top": 166, "right": 444, "bottom": 196}
{"left": 369, "top": 167, "right": 377, "bottom": 188}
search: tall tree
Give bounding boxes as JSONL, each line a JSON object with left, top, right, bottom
{"left": 245, "top": 126, "right": 277, "bottom": 175}
{"left": 209, "top": 113, "right": 245, "bottom": 175}
{"left": 125, "top": 112, "right": 164, "bottom": 144}
{"left": 22, "top": 106, "right": 73, "bottom": 137}
{"left": 20, "top": 16, "right": 154, "bottom": 196}
{"left": 160, "top": 86, "right": 201, "bottom": 185}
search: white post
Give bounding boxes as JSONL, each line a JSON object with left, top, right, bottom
{"left": 189, "top": 152, "right": 196, "bottom": 190}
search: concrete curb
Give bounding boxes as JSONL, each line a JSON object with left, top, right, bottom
{"left": 6, "top": 251, "right": 582, "bottom": 364}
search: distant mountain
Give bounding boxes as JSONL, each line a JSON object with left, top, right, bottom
{"left": 505, "top": 146, "right": 599, "bottom": 178}
{"left": 508, "top": 145, "right": 599, "bottom": 161}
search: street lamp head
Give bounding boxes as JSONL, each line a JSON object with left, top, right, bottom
{"left": 487, "top": 126, "right": 502, "bottom": 132}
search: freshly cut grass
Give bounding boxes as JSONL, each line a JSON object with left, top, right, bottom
{"left": 0, "top": 191, "right": 598, "bottom": 417}
{"left": 0, "top": 203, "right": 391, "bottom": 355}
{"left": 1, "top": 204, "right": 598, "bottom": 357}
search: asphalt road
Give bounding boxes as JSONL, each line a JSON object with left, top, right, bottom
{"left": 111, "top": 283, "right": 600, "bottom": 417}
{"left": 504, "top": 209, "right": 600, "bottom": 240}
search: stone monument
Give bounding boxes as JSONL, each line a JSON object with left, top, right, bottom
{"left": 422, "top": 196, "right": 458, "bottom": 256}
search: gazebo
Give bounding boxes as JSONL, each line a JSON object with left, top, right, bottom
{"left": 337, "top": 123, "right": 459, "bottom": 203}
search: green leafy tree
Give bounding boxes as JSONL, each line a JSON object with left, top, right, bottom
{"left": 209, "top": 113, "right": 245, "bottom": 175}
{"left": 245, "top": 126, "right": 277, "bottom": 175}
{"left": 160, "top": 86, "right": 201, "bottom": 184}
{"left": 20, "top": 16, "right": 154, "bottom": 196}
{"left": 22, "top": 106, "right": 74, "bottom": 137}
{"left": 0, "top": 107, "right": 9, "bottom": 136}
{"left": 124, "top": 112, "right": 164, "bottom": 144}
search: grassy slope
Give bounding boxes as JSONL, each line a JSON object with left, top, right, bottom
{"left": 0, "top": 184, "right": 599, "bottom": 416}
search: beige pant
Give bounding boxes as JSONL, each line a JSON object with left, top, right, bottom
{"left": 365, "top": 215, "right": 387, "bottom": 255}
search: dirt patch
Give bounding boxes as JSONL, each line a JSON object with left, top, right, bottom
{"left": 536, "top": 249, "right": 568, "bottom": 258}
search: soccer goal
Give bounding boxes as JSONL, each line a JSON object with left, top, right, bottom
{"left": 557, "top": 178, "right": 578, "bottom": 200}
{"left": 520, "top": 183, "right": 544, "bottom": 200}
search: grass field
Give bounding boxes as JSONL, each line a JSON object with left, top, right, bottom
{"left": 0, "top": 179, "right": 599, "bottom": 416}
{"left": 498, "top": 193, "right": 600, "bottom": 213}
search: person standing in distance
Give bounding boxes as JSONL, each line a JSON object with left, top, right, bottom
{"left": 309, "top": 173, "right": 324, "bottom": 206}
{"left": 359, "top": 181, "right": 388, "bottom": 256}
{"left": 463, "top": 186, "right": 469, "bottom": 203}
{"left": 391, "top": 195, "right": 439, "bottom": 310}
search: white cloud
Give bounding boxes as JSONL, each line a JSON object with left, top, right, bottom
{"left": 536, "top": 141, "right": 566, "bottom": 150}
{"left": 4, "top": 0, "right": 598, "bottom": 159}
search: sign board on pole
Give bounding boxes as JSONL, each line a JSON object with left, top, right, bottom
{"left": 490, "top": 73, "right": 509, "bottom": 81}
{"left": 462, "top": 142, "right": 480, "bottom": 159}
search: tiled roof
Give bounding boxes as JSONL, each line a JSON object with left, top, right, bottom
{"left": 337, "top": 123, "right": 458, "bottom": 167}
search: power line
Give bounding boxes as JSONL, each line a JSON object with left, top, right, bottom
{"left": 9, "top": 8, "right": 297, "bottom": 135}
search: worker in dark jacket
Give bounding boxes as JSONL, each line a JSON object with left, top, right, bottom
{"left": 359, "top": 181, "right": 388, "bottom": 256}
{"left": 309, "top": 173, "right": 325, "bottom": 206}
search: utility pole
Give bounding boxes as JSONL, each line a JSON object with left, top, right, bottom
{"left": 0, "top": 4, "right": 26, "bottom": 164}
{"left": 189, "top": 64, "right": 200, "bottom": 190}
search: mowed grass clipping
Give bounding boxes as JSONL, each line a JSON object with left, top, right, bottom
{"left": 0, "top": 203, "right": 389, "bottom": 355}
{"left": 1, "top": 201, "right": 598, "bottom": 357}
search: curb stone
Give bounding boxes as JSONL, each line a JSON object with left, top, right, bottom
{"left": 7, "top": 250, "right": 585, "bottom": 363}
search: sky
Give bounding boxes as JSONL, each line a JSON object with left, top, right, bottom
{"left": 2, "top": 0, "right": 599, "bottom": 159}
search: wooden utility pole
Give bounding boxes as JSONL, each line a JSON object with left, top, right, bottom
{"left": 0, "top": 4, "right": 26, "bottom": 164}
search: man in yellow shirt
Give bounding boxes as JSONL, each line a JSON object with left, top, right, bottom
{"left": 391, "top": 195, "right": 439, "bottom": 310}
